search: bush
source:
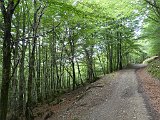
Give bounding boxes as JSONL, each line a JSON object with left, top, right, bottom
{"left": 147, "top": 58, "right": 160, "bottom": 80}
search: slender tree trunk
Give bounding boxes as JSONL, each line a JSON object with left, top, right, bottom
{"left": 117, "top": 31, "right": 123, "bottom": 70}
{"left": 45, "top": 47, "right": 49, "bottom": 99}
{"left": 18, "top": 1, "right": 27, "bottom": 115}
{"left": 109, "top": 43, "right": 113, "bottom": 73}
{"left": 69, "top": 36, "right": 76, "bottom": 90}
{"left": 50, "top": 22, "right": 56, "bottom": 93}
{"left": 11, "top": 10, "right": 20, "bottom": 117}
{"left": 84, "top": 45, "right": 95, "bottom": 83}
{"left": 19, "top": 42, "right": 26, "bottom": 116}
{"left": 36, "top": 40, "right": 41, "bottom": 102}
{"left": 119, "top": 33, "right": 123, "bottom": 69}
{"left": 97, "top": 53, "right": 105, "bottom": 75}
{"left": 26, "top": 1, "right": 38, "bottom": 119}
{"left": 76, "top": 61, "right": 84, "bottom": 85}
{"left": 106, "top": 45, "right": 109, "bottom": 73}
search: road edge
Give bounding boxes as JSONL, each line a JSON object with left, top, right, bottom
{"left": 136, "top": 68, "right": 160, "bottom": 120}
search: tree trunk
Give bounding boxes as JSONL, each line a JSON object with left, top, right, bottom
{"left": 11, "top": 10, "right": 20, "bottom": 117}
{"left": 69, "top": 36, "right": 76, "bottom": 90}
{"left": 84, "top": 46, "right": 95, "bottom": 83}
{"left": 109, "top": 43, "right": 113, "bottom": 73}
{"left": 119, "top": 33, "right": 123, "bottom": 70}
{"left": 36, "top": 40, "right": 41, "bottom": 102}
{"left": 26, "top": 0, "right": 38, "bottom": 119}
{"left": 0, "top": 14, "right": 12, "bottom": 120}
{"left": 0, "top": 0, "right": 20, "bottom": 118}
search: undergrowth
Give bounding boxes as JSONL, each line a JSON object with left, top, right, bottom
{"left": 147, "top": 58, "right": 160, "bottom": 80}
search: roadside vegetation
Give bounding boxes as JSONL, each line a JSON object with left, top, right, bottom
{"left": 147, "top": 58, "right": 160, "bottom": 80}
{"left": 0, "top": 0, "right": 160, "bottom": 119}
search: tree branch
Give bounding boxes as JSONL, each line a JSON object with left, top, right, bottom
{"left": 13, "top": 0, "right": 21, "bottom": 12}
{"left": 145, "top": 0, "right": 160, "bottom": 20}
{"left": 36, "top": 4, "right": 47, "bottom": 30}
{"left": 0, "top": 0, "right": 6, "bottom": 16}
{"left": 17, "top": 23, "right": 61, "bottom": 42}
{"left": 145, "top": 0, "right": 160, "bottom": 9}
{"left": 148, "top": 15, "right": 159, "bottom": 23}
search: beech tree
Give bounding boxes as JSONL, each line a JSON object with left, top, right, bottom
{"left": 143, "top": 0, "right": 160, "bottom": 56}
{"left": 0, "top": 0, "right": 20, "bottom": 120}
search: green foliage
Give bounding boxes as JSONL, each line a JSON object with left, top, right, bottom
{"left": 142, "top": 18, "right": 160, "bottom": 55}
{"left": 147, "top": 58, "right": 160, "bottom": 80}
{"left": 142, "top": 0, "right": 160, "bottom": 56}
{"left": 0, "top": 0, "right": 147, "bottom": 118}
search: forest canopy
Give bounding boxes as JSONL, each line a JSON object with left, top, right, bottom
{"left": 0, "top": 0, "right": 158, "bottom": 119}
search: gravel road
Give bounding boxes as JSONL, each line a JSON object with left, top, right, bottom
{"left": 80, "top": 69, "right": 150, "bottom": 120}
{"left": 48, "top": 69, "right": 151, "bottom": 120}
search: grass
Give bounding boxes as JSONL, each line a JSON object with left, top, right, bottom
{"left": 147, "top": 58, "right": 160, "bottom": 80}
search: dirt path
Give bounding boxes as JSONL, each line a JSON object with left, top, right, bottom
{"left": 81, "top": 69, "right": 150, "bottom": 120}
{"left": 44, "top": 68, "right": 151, "bottom": 120}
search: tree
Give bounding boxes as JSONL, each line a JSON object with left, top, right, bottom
{"left": 0, "top": 0, "right": 20, "bottom": 119}
{"left": 143, "top": 0, "right": 160, "bottom": 56}
{"left": 0, "top": 0, "right": 145, "bottom": 119}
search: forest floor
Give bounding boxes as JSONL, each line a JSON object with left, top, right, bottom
{"left": 33, "top": 65, "right": 160, "bottom": 120}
